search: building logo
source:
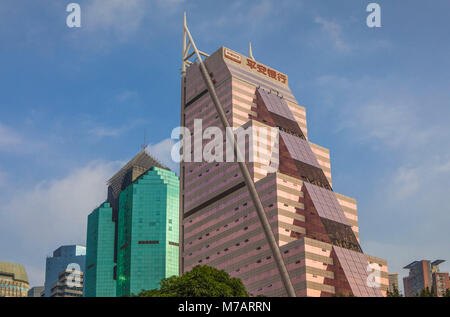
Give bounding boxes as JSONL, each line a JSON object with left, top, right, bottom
{"left": 224, "top": 48, "right": 242, "bottom": 64}
{"left": 245, "top": 58, "right": 287, "bottom": 84}
{"left": 224, "top": 48, "right": 288, "bottom": 85}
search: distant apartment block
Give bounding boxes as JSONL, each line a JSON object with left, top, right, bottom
{"left": 27, "top": 286, "right": 44, "bottom": 297}
{"left": 403, "top": 259, "right": 449, "bottom": 296}
{"left": 50, "top": 269, "right": 84, "bottom": 297}
{"left": 431, "top": 260, "right": 450, "bottom": 297}
{"left": 388, "top": 273, "right": 399, "bottom": 293}
{"left": 44, "top": 245, "right": 86, "bottom": 297}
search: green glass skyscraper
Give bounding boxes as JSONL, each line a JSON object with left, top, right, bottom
{"left": 116, "top": 167, "right": 179, "bottom": 297}
{"left": 85, "top": 202, "right": 116, "bottom": 297}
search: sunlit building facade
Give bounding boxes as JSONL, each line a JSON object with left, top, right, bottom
{"left": 27, "top": 286, "right": 44, "bottom": 297}
{"left": 44, "top": 245, "right": 86, "bottom": 297}
{"left": 388, "top": 273, "right": 399, "bottom": 293}
{"left": 116, "top": 167, "right": 179, "bottom": 296}
{"left": 432, "top": 271, "right": 450, "bottom": 297}
{"left": 106, "top": 150, "right": 167, "bottom": 284}
{"left": 50, "top": 269, "right": 84, "bottom": 297}
{"left": 180, "top": 47, "right": 388, "bottom": 297}
{"left": 85, "top": 202, "right": 116, "bottom": 297}
{"left": 84, "top": 151, "right": 179, "bottom": 297}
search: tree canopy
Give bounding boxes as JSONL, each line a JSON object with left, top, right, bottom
{"left": 416, "top": 287, "right": 435, "bottom": 297}
{"left": 444, "top": 288, "right": 450, "bottom": 297}
{"left": 386, "top": 285, "right": 402, "bottom": 297}
{"left": 137, "top": 265, "right": 250, "bottom": 297}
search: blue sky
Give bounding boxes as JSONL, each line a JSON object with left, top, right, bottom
{"left": 0, "top": 0, "right": 449, "bottom": 290}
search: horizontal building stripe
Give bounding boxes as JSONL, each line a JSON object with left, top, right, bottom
{"left": 278, "top": 221, "right": 306, "bottom": 234}
{"left": 184, "top": 182, "right": 246, "bottom": 218}
{"left": 278, "top": 196, "right": 304, "bottom": 209}
{"left": 279, "top": 234, "right": 300, "bottom": 244}
{"left": 278, "top": 208, "right": 306, "bottom": 222}
{"left": 184, "top": 187, "right": 276, "bottom": 239}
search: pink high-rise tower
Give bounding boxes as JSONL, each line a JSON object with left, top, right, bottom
{"left": 180, "top": 45, "right": 389, "bottom": 297}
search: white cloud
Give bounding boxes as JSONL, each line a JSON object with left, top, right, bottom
{"left": 0, "top": 123, "right": 22, "bottom": 151}
{"left": 388, "top": 167, "right": 420, "bottom": 200}
{"left": 382, "top": 156, "right": 450, "bottom": 211}
{"left": 87, "top": 119, "right": 145, "bottom": 140}
{"left": 0, "top": 160, "right": 121, "bottom": 286}
{"left": 314, "top": 17, "right": 351, "bottom": 53}
{"left": 249, "top": 0, "right": 272, "bottom": 20}
{"left": 88, "top": 126, "right": 125, "bottom": 138}
{"left": 62, "top": 0, "right": 152, "bottom": 51}
{"left": 85, "top": 0, "right": 148, "bottom": 38}
{"left": 115, "top": 90, "right": 139, "bottom": 103}
{"left": 314, "top": 75, "right": 448, "bottom": 151}
{"left": 354, "top": 103, "right": 431, "bottom": 149}
{"left": 193, "top": 0, "right": 274, "bottom": 40}
{"left": 0, "top": 169, "right": 7, "bottom": 188}
{"left": 0, "top": 122, "right": 48, "bottom": 155}
{"left": 80, "top": 0, "right": 184, "bottom": 46}
{"left": 145, "top": 138, "right": 178, "bottom": 174}
{"left": 154, "top": 0, "right": 185, "bottom": 12}
{"left": 434, "top": 161, "right": 450, "bottom": 173}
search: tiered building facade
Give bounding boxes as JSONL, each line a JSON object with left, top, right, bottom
{"left": 180, "top": 47, "right": 388, "bottom": 297}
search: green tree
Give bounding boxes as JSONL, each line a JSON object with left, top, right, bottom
{"left": 386, "top": 284, "right": 402, "bottom": 297}
{"left": 444, "top": 288, "right": 450, "bottom": 297}
{"left": 137, "top": 265, "right": 250, "bottom": 297}
{"left": 416, "top": 287, "right": 435, "bottom": 297}
{"left": 333, "top": 292, "right": 354, "bottom": 297}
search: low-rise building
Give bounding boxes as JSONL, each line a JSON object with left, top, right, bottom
{"left": 50, "top": 269, "right": 84, "bottom": 297}
{"left": 28, "top": 286, "right": 44, "bottom": 297}
{"left": 0, "top": 261, "right": 30, "bottom": 297}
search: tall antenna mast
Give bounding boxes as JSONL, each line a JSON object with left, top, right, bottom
{"left": 141, "top": 129, "right": 147, "bottom": 151}
{"left": 249, "top": 42, "right": 255, "bottom": 60}
{"left": 182, "top": 13, "right": 209, "bottom": 72}
{"left": 181, "top": 13, "right": 296, "bottom": 297}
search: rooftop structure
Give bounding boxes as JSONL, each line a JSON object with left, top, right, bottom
{"left": 0, "top": 261, "right": 30, "bottom": 297}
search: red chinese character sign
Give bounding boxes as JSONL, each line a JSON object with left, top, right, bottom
{"left": 224, "top": 48, "right": 288, "bottom": 86}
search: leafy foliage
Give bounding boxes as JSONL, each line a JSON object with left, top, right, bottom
{"left": 333, "top": 292, "right": 354, "bottom": 297}
{"left": 386, "top": 284, "right": 403, "bottom": 297}
{"left": 415, "top": 287, "right": 435, "bottom": 297}
{"left": 137, "top": 265, "right": 250, "bottom": 297}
